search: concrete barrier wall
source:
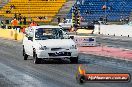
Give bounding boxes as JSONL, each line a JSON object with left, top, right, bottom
{"left": 0, "top": 28, "right": 24, "bottom": 41}
{"left": 17, "top": 32, "right": 24, "bottom": 41}
{"left": 1, "top": 25, "right": 132, "bottom": 41}
{"left": 94, "top": 25, "right": 132, "bottom": 37}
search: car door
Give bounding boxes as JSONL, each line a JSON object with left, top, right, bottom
{"left": 23, "top": 35, "right": 33, "bottom": 56}
{"left": 27, "top": 37, "right": 34, "bottom": 56}
{"left": 24, "top": 28, "right": 34, "bottom": 56}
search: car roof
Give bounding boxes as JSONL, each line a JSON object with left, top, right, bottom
{"left": 31, "top": 25, "right": 61, "bottom": 29}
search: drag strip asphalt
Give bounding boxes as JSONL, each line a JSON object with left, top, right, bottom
{"left": 0, "top": 37, "right": 132, "bottom": 87}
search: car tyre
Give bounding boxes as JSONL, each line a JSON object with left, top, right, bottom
{"left": 23, "top": 47, "right": 28, "bottom": 60}
{"left": 33, "top": 53, "right": 41, "bottom": 64}
{"left": 70, "top": 57, "right": 78, "bottom": 63}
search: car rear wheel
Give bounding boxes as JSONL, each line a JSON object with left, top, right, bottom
{"left": 70, "top": 57, "right": 78, "bottom": 63}
{"left": 23, "top": 47, "right": 28, "bottom": 60}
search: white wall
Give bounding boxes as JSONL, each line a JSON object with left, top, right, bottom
{"left": 94, "top": 25, "right": 132, "bottom": 37}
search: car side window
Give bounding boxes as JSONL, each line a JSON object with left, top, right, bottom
{"left": 52, "top": 29, "right": 63, "bottom": 39}
{"left": 25, "top": 27, "right": 34, "bottom": 40}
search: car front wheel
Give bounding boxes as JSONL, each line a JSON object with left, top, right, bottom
{"left": 23, "top": 47, "right": 28, "bottom": 60}
{"left": 70, "top": 57, "right": 78, "bottom": 63}
{"left": 33, "top": 53, "right": 41, "bottom": 64}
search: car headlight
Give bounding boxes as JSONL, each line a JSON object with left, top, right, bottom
{"left": 39, "top": 46, "right": 48, "bottom": 50}
{"left": 70, "top": 45, "right": 77, "bottom": 49}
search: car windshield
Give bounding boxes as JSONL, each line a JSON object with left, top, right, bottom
{"left": 35, "top": 28, "right": 68, "bottom": 40}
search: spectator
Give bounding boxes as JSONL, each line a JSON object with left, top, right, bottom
{"left": 103, "top": 16, "right": 107, "bottom": 24}
{"left": 6, "top": 10, "right": 11, "bottom": 14}
{"left": 69, "top": 26, "right": 75, "bottom": 32}
{"left": 23, "top": 16, "right": 27, "bottom": 25}
{"left": 100, "top": 16, "right": 103, "bottom": 21}
{"left": 81, "top": 0, "right": 85, "bottom": 5}
{"left": 18, "top": 14, "right": 22, "bottom": 24}
{"left": 80, "top": 16, "right": 84, "bottom": 22}
{"left": 63, "top": 18, "right": 66, "bottom": 23}
{"left": 22, "top": 26, "right": 26, "bottom": 33}
{"left": 57, "top": 17, "right": 60, "bottom": 24}
{"left": 108, "top": 6, "right": 112, "bottom": 11}
{"left": 11, "top": 18, "right": 19, "bottom": 30}
{"left": 43, "top": 16, "right": 47, "bottom": 20}
{"left": 38, "top": 16, "right": 43, "bottom": 20}
{"left": 73, "top": 24, "right": 78, "bottom": 31}
{"left": 10, "top": 5, "right": 15, "bottom": 9}
{"left": 85, "top": 10, "right": 91, "bottom": 14}
{"left": 102, "top": 5, "right": 107, "bottom": 10}
{"left": 88, "top": 2, "right": 93, "bottom": 5}
{"left": 14, "top": 13, "right": 17, "bottom": 19}
{"left": 125, "top": 16, "right": 129, "bottom": 24}
{"left": 120, "top": 16, "right": 124, "bottom": 24}
{"left": 77, "top": 1, "right": 80, "bottom": 5}
{"left": 30, "top": 21, "right": 37, "bottom": 26}
{"left": 0, "top": 21, "right": 5, "bottom": 29}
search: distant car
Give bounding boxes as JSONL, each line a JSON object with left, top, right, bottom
{"left": 58, "top": 19, "right": 72, "bottom": 28}
{"left": 59, "top": 19, "right": 95, "bottom": 32}
{"left": 22, "top": 25, "right": 78, "bottom": 64}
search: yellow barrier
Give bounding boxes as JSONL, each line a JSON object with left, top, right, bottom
{"left": 17, "top": 32, "right": 24, "bottom": 41}
{"left": 0, "top": 28, "right": 24, "bottom": 41}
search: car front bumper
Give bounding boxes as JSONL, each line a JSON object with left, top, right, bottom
{"left": 36, "top": 49, "right": 78, "bottom": 59}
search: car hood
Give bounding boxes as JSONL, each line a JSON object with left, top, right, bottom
{"left": 36, "top": 39, "right": 75, "bottom": 48}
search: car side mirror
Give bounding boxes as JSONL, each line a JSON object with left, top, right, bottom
{"left": 28, "top": 37, "right": 33, "bottom": 41}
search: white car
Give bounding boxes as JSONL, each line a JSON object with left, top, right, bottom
{"left": 58, "top": 19, "right": 72, "bottom": 28}
{"left": 22, "top": 25, "right": 78, "bottom": 64}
